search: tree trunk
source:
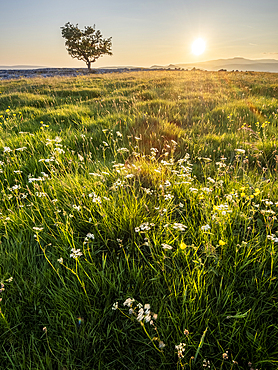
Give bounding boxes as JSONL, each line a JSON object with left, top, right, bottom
{"left": 86, "top": 61, "right": 91, "bottom": 71}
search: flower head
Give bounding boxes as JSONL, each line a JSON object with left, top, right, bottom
{"left": 70, "top": 248, "right": 83, "bottom": 259}
{"left": 201, "top": 224, "right": 211, "bottom": 232}
{"left": 123, "top": 298, "right": 135, "bottom": 307}
{"left": 112, "top": 302, "right": 118, "bottom": 310}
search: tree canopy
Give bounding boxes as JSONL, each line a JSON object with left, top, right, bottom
{"left": 61, "top": 22, "right": 112, "bottom": 70}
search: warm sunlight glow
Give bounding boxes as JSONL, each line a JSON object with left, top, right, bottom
{"left": 191, "top": 38, "right": 206, "bottom": 56}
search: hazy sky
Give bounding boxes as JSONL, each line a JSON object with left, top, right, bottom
{"left": 1, "top": 0, "right": 278, "bottom": 67}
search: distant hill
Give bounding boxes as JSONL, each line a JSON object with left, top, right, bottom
{"left": 0, "top": 65, "right": 46, "bottom": 70}
{"left": 151, "top": 57, "right": 278, "bottom": 72}
{"left": 0, "top": 65, "right": 150, "bottom": 71}
{"left": 2, "top": 58, "right": 278, "bottom": 72}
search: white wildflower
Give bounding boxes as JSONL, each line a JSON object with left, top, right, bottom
{"left": 175, "top": 342, "right": 186, "bottom": 358}
{"left": 262, "top": 200, "right": 273, "bottom": 206}
{"left": 89, "top": 192, "right": 102, "bottom": 203}
{"left": 201, "top": 187, "right": 211, "bottom": 193}
{"left": 207, "top": 177, "right": 215, "bottom": 183}
{"left": 117, "top": 148, "right": 129, "bottom": 153}
{"left": 189, "top": 187, "right": 198, "bottom": 192}
{"left": 54, "top": 147, "right": 65, "bottom": 154}
{"left": 161, "top": 243, "right": 173, "bottom": 250}
{"left": 72, "top": 205, "right": 81, "bottom": 211}
{"left": 267, "top": 234, "right": 278, "bottom": 243}
{"left": 89, "top": 172, "right": 103, "bottom": 177}
{"left": 135, "top": 222, "right": 152, "bottom": 232}
{"left": 28, "top": 177, "right": 44, "bottom": 183}
{"left": 70, "top": 248, "right": 83, "bottom": 259}
{"left": 9, "top": 184, "right": 21, "bottom": 191}
{"left": 123, "top": 298, "right": 135, "bottom": 307}
{"left": 35, "top": 192, "right": 47, "bottom": 197}
{"left": 173, "top": 223, "right": 187, "bottom": 232}
{"left": 112, "top": 302, "right": 118, "bottom": 310}
{"left": 142, "top": 188, "right": 153, "bottom": 195}
{"left": 164, "top": 193, "right": 174, "bottom": 200}
{"left": 137, "top": 308, "right": 144, "bottom": 322}
{"left": 201, "top": 224, "right": 211, "bottom": 231}
{"left": 78, "top": 153, "right": 84, "bottom": 161}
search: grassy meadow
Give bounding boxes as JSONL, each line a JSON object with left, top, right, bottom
{"left": 0, "top": 70, "right": 278, "bottom": 369}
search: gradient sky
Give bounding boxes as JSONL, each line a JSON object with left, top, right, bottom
{"left": 1, "top": 0, "right": 278, "bottom": 68}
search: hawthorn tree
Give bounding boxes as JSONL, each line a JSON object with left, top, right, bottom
{"left": 61, "top": 22, "right": 112, "bottom": 71}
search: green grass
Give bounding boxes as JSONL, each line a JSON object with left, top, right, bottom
{"left": 0, "top": 70, "right": 278, "bottom": 369}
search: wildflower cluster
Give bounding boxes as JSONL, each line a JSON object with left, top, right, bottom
{"left": 88, "top": 192, "right": 102, "bottom": 204}
{"left": 201, "top": 224, "right": 211, "bottom": 232}
{"left": 175, "top": 342, "right": 186, "bottom": 358}
{"left": 70, "top": 248, "right": 83, "bottom": 259}
{"left": 135, "top": 222, "right": 155, "bottom": 233}
{"left": 0, "top": 277, "right": 13, "bottom": 306}
{"left": 267, "top": 234, "right": 278, "bottom": 243}
{"left": 174, "top": 221, "right": 188, "bottom": 230}
{"left": 112, "top": 298, "right": 165, "bottom": 351}
{"left": 83, "top": 233, "right": 95, "bottom": 244}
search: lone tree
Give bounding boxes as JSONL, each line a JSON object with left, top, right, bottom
{"left": 61, "top": 22, "right": 112, "bottom": 71}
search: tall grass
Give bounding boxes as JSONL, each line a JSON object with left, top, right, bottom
{"left": 0, "top": 70, "right": 278, "bottom": 369}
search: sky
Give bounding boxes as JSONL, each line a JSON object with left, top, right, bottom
{"left": 1, "top": 0, "right": 278, "bottom": 68}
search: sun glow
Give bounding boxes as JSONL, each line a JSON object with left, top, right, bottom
{"left": 191, "top": 38, "right": 206, "bottom": 56}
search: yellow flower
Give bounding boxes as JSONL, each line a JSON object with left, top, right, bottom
{"left": 241, "top": 193, "right": 245, "bottom": 197}
{"left": 219, "top": 240, "right": 226, "bottom": 246}
{"left": 253, "top": 188, "right": 260, "bottom": 196}
{"left": 240, "top": 186, "right": 245, "bottom": 191}
{"left": 180, "top": 241, "right": 186, "bottom": 250}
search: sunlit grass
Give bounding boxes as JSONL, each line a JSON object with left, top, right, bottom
{"left": 0, "top": 70, "right": 277, "bottom": 369}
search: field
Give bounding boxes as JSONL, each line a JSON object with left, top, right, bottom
{"left": 0, "top": 70, "right": 278, "bottom": 369}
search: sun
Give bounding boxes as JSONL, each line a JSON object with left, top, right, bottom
{"left": 191, "top": 38, "right": 206, "bottom": 56}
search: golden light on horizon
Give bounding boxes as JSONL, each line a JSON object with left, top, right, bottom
{"left": 191, "top": 38, "right": 206, "bottom": 56}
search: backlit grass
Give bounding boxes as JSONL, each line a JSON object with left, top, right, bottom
{"left": 0, "top": 70, "right": 278, "bottom": 369}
